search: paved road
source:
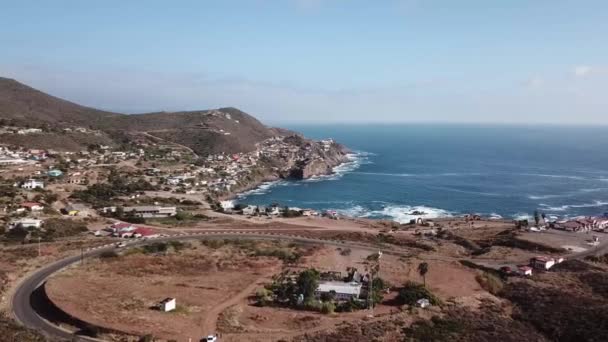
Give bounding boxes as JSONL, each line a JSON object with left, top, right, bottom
{"left": 11, "top": 231, "right": 404, "bottom": 342}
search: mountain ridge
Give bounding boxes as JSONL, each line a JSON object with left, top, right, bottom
{"left": 0, "top": 78, "right": 278, "bottom": 154}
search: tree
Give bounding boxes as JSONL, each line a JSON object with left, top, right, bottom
{"left": 418, "top": 262, "right": 429, "bottom": 287}
{"left": 297, "top": 269, "right": 320, "bottom": 301}
{"left": 534, "top": 210, "right": 540, "bottom": 226}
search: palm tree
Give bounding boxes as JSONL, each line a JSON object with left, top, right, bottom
{"left": 418, "top": 262, "right": 429, "bottom": 287}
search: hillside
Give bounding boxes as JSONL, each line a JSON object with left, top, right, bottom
{"left": 0, "top": 78, "right": 275, "bottom": 154}
{"left": 0, "top": 77, "right": 120, "bottom": 127}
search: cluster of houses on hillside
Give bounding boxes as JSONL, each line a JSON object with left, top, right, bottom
{"left": 501, "top": 255, "right": 566, "bottom": 277}
{"left": 550, "top": 216, "right": 608, "bottom": 233}
{"left": 150, "top": 135, "right": 341, "bottom": 196}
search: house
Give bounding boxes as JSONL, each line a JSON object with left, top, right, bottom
{"left": 166, "top": 176, "right": 181, "bottom": 185}
{"left": 315, "top": 281, "right": 362, "bottom": 301}
{"left": 47, "top": 169, "right": 63, "bottom": 177}
{"left": 99, "top": 206, "right": 117, "bottom": 214}
{"left": 123, "top": 206, "right": 177, "bottom": 218}
{"left": 301, "top": 209, "right": 318, "bottom": 217}
{"left": 518, "top": 266, "right": 533, "bottom": 276}
{"left": 268, "top": 206, "right": 281, "bottom": 216}
{"left": 530, "top": 256, "right": 555, "bottom": 270}
{"left": 9, "top": 218, "right": 43, "bottom": 230}
{"left": 242, "top": 205, "right": 258, "bottom": 216}
{"left": 21, "top": 202, "right": 44, "bottom": 211}
{"left": 158, "top": 298, "right": 176, "bottom": 312}
{"left": 220, "top": 201, "right": 234, "bottom": 210}
{"left": 21, "top": 179, "right": 44, "bottom": 189}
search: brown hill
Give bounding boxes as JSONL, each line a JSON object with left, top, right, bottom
{"left": 0, "top": 77, "right": 120, "bottom": 127}
{"left": 0, "top": 78, "right": 274, "bottom": 154}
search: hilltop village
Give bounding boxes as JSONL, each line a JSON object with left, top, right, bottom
{"left": 0, "top": 124, "right": 349, "bottom": 229}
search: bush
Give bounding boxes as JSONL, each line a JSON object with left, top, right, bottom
{"left": 320, "top": 301, "right": 335, "bottom": 314}
{"left": 339, "top": 248, "right": 352, "bottom": 256}
{"left": 336, "top": 298, "right": 366, "bottom": 312}
{"left": 255, "top": 288, "right": 273, "bottom": 307}
{"left": 398, "top": 281, "right": 441, "bottom": 306}
{"left": 475, "top": 272, "right": 504, "bottom": 295}
{"left": 99, "top": 251, "right": 119, "bottom": 259}
{"left": 143, "top": 242, "right": 168, "bottom": 254}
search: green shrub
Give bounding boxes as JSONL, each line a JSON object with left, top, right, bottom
{"left": 320, "top": 301, "right": 335, "bottom": 314}
{"left": 398, "top": 281, "right": 441, "bottom": 306}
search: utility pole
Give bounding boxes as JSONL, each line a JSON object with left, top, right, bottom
{"left": 37, "top": 236, "right": 41, "bottom": 257}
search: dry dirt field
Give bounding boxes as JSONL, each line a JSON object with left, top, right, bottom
{"left": 45, "top": 237, "right": 491, "bottom": 342}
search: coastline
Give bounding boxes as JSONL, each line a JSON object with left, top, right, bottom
{"left": 224, "top": 151, "right": 362, "bottom": 203}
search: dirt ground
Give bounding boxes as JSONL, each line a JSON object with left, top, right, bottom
{"left": 45, "top": 239, "right": 488, "bottom": 342}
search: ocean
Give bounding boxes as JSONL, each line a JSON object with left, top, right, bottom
{"left": 236, "top": 124, "right": 608, "bottom": 223}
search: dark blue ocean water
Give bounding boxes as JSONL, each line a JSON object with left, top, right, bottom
{"left": 237, "top": 125, "right": 608, "bottom": 223}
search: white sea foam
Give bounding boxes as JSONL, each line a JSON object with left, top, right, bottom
{"left": 519, "top": 173, "right": 586, "bottom": 181}
{"left": 513, "top": 213, "right": 533, "bottom": 221}
{"left": 539, "top": 200, "right": 608, "bottom": 212}
{"left": 303, "top": 151, "right": 370, "bottom": 183}
{"left": 334, "top": 204, "right": 453, "bottom": 224}
{"left": 236, "top": 181, "right": 285, "bottom": 198}
{"left": 489, "top": 213, "right": 503, "bottom": 220}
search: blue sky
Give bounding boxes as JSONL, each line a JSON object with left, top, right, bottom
{"left": 1, "top": 0, "right": 607, "bottom": 124}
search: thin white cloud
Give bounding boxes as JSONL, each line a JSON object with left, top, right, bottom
{"left": 574, "top": 65, "right": 593, "bottom": 77}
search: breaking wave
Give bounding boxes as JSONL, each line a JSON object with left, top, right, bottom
{"left": 303, "top": 151, "right": 371, "bottom": 182}
{"left": 334, "top": 204, "right": 453, "bottom": 224}
{"left": 539, "top": 200, "right": 608, "bottom": 212}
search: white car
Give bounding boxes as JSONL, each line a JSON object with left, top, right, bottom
{"left": 115, "top": 242, "right": 127, "bottom": 248}
{"left": 204, "top": 335, "right": 217, "bottom": 342}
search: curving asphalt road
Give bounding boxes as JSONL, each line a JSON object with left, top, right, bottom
{"left": 11, "top": 231, "right": 402, "bottom": 342}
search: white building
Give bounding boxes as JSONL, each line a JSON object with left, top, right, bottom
{"left": 242, "top": 205, "right": 258, "bottom": 216}
{"left": 123, "top": 206, "right": 177, "bottom": 218}
{"left": 21, "top": 179, "right": 44, "bottom": 189}
{"left": 158, "top": 298, "right": 176, "bottom": 312}
{"left": 17, "top": 128, "right": 42, "bottom": 135}
{"left": 315, "top": 281, "right": 362, "bottom": 301}
{"left": 9, "top": 218, "right": 43, "bottom": 230}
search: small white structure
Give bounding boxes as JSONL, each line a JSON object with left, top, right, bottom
{"left": 242, "top": 205, "right": 258, "bottom": 215}
{"left": 159, "top": 297, "right": 176, "bottom": 312}
{"left": 220, "top": 200, "right": 234, "bottom": 210}
{"left": 21, "top": 179, "right": 44, "bottom": 189}
{"left": 9, "top": 218, "right": 43, "bottom": 230}
{"left": 416, "top": 298, "right": 431, "bottom": 308}
{"left": 268, "top": 206, "right": 281, "bottom": 216}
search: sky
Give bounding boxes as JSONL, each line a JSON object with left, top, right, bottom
{"left": 0, "top": 0, "right": 607, "bottom": 125}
